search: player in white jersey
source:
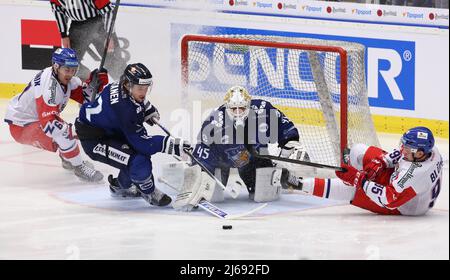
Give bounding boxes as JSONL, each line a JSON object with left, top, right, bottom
{"left": 289, "top": 127, "right": 443, "bottom": 216}
{"left": 4, "top": 48, "right": 108, "bottom": 182}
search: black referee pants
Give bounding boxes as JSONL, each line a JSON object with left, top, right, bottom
{"left": 69, "top": 16, "right": 108, "bottom": 80}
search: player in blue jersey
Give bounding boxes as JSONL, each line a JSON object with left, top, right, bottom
{"left": 172, "top": 86, "right": 308, "bottom": 211}
{"left": 75, "top": 63, "right": 190, "bottom": 207}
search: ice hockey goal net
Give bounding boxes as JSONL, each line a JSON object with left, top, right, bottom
{"left": 181, "top": 34, "right": 379, "bottom": 168}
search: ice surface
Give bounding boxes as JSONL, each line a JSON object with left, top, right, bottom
{"left": 0, "top": 100, "right": 448, "bottom": 259}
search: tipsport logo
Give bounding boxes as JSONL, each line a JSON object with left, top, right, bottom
{"left": 184, "top": 27, "right": 415, "bottom": 110}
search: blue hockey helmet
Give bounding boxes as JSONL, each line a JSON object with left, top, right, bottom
{"left": 52, "top": 48, "right": 79, "bottom": 68}
{"left": 122, "top": 63, "right": 153, "bottom": 87}
{"left": 401, "top": 126, "right": 435, "bottom": 154}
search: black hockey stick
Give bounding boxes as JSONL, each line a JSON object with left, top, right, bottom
{"left": 251, "top": 149, "right": 347, "bottom": 172}
{"left": 152, "top": 118, "right": 240, "bottom": 198}
{"left": 90, "top": 0, "right": 121, "bottom": 102}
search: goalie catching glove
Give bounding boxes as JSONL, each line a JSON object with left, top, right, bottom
{"left": 172, "top": 165, "right": 217, "bottom": 211}
{"left": 279, "top": 141, "right": 310, "bottom": 161}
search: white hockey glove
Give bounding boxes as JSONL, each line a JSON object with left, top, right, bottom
{"left": 279, "top": 141, "right": 310, "bottom": 161}
{"left": 172, "top": 165, "right": 216, "bottom": 211}
{"left": 144, "top": 104, "right": 160, "bottom": 126}
{"left": 162, "top": 136, "right": 192, "bottom": 157}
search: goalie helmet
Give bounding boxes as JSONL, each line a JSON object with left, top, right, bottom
{"left": 224, "top": 86, "right": 251, "bottom": 126}
{"left": 52, "top": 48, "right": 79, "bottom": 68}
{"left": 400, "top": 126, "right": 435, "bottom": 154}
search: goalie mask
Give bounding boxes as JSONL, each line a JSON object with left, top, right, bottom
{"left": 224, "top": 86, "right": 251, "bottom": 127}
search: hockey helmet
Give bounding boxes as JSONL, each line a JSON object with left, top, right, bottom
{"left": 122, "top": 63, "right": 153, "bottom": 87}
{"left": 400, "top": 126, "right": 435, "bottom": 154}
{"left": 52, "top": 48, "right": 79, "bottom": 68}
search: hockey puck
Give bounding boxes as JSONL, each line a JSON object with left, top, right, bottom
{"left": 222, "top": 225, "right": 232, "bottom": 230}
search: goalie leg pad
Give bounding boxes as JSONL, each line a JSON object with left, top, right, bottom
{"left": 210, "top": 168, "right": 225, "bottom": 203}
{"left": 172, "top": 165, "right": 216, "bottom": 211}
{"left": 253, "top": 167, "right": 282, "bottom": 203}
{"left": 161, "top": 161, "right": 189, "bottom": 192}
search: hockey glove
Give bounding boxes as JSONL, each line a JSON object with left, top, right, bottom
{"left": 163, "top": 136, "right": 192, "bottom": 157}
{"left": 335, "top": 164, "right": 367, "bottom": 189}
{"left": 86, "top": 68, "right": 109, "bottom": 93}
{"left": 144, "top": 105, "right": 160, "bottom": 126}
{"left": 279, "top": 141, "right": 310, "bottom": 161}
{"left": 364, "top": 157, "right": 388, "bottom": 181}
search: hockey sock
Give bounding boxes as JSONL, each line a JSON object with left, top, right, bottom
{"left": 302, "top": 178, "right": 356, "bottom": 201}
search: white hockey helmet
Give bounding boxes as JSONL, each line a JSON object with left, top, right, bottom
{"left": 224, "top": 86, "right": 252, "bottom": 126}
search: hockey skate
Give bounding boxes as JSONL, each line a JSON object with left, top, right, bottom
{"left": 140, "top": 187, "right": 172, "bottom": 207}
{"left": 74, "top": 161, "right": 104, "bottom": 182}
{"left": 108, "top": 175, "right": 141, "bottom": 198}
{"left": 60, "top": 155, "right": 95, "bottom": 171}
{"left": 280, "top": 168, "right": 303, "bottom": 191}
{"left": 61, "top": 155, "right": 74, "bottom": 170}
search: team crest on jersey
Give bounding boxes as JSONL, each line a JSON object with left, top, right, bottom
{"left": 224, "top": 146, "right": 250, "bottom": 168}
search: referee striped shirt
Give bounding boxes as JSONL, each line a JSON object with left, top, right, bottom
{"left": 50, "top": 0, "right": 114, "bottom": 38}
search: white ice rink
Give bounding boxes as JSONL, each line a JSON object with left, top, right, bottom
{"left": 0, "top": 100, "right": 448, "bottom": 260}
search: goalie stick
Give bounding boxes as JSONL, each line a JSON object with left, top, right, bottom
{"left": 157, "top": 177, "right": 267, "bottom": 220}
{"left": 251, "top": 149, "right": 347, "bottom": 172}
{"left": 90, "top": 0, "right": 121, "bottom": 102}
{"left": 152, "top": 118, "right": 241, "bottom": 199}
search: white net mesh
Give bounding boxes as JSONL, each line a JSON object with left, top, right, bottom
{"left": 182, "top": 34, "right": 379, "bottom": 168}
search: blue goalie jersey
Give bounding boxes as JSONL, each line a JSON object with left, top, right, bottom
{"left": 193, "top": 99, "right": 299, "bottom": 172}
{"left": 78, "top": 82, "right": 165, "bottom": 157}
